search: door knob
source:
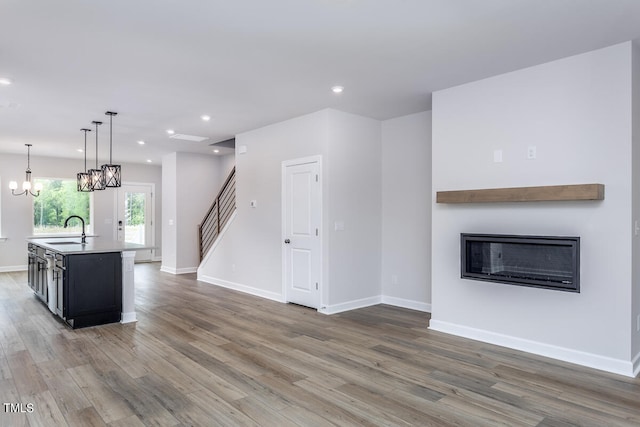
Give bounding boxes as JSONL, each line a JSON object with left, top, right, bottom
{"left": 284, "top": 239, "right": 291, "bottom": 244}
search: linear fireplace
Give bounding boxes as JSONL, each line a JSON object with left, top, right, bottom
{"left": 461, "top": 234, "right": 580, "bottom": 292}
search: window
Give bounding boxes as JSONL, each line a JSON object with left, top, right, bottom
{"left": 33, "top": 178, "right": 92, "bottom": 235}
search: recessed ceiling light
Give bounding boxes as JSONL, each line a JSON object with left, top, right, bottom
{"left": 0, "top": 77, "right": 12, "bottom": 86}
{"left": 213, "top": 149, "right": 220, "bottom": 153}
{"left": 137, "top": 140, "right": 145, "bottom": 145}
{"left": 77, "top": 149, "right": 84, "bottom": 153}
{"left": 201, "top": 115, "right": 211, "bottom": 121}
{"left": 166, "top": 129, "right": 175, "bottom": 135}
{"left": 146, "top": 159, "right": 152, "bottom": 163}
{"left": 331, "top": 85, "right": 344, "bottom": 94}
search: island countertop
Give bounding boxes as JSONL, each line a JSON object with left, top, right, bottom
{"left": 27, "top": 237, "right": 154, "bottom": 254}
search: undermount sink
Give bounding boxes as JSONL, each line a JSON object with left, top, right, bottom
{"left": 45, "top": 241, "right": 83, "bottom": 245}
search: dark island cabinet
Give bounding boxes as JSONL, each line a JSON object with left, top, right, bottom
{"left": 27, "top": 243, "right": 48, "bottom": 302}
{"left": 28, "top": 243, "right": 122, "bottom": 329}
{"left": 64, "top": 252, "right": 122, "bottom": 328}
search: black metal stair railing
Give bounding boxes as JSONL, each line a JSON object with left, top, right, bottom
{"left": 198, "top": 167, "right": 236, "bottom": 261}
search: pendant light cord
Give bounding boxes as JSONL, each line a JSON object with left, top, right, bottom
{"left": 105, "top": 111, "right": 117, "bottom": 164}
{"left": 92, "top": 121, "right": 102, "bottom": 168}
{"left": 81, "top": 128, "right": 91, "bottom": 171}
{"left": 109, "top": 113, "right": 112, "bottom": 163}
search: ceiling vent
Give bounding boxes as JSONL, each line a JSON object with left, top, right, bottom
{"left": 169, "top": 133, "right": 209, "bottom": 142}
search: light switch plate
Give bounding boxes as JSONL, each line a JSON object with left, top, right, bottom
{"left": 493, "top": 150, "right": 503, "bottom": 163}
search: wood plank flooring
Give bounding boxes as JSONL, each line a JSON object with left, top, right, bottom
{"left": 1, "top": 264, "right": 640, "bottom": 426}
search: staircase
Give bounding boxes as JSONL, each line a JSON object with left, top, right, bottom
{"left": 198, "top": 167, "right": 236, "bottom": 261}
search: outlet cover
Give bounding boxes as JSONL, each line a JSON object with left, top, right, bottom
{"left": 527, "top": 146, "right": 537, "bottom": 159}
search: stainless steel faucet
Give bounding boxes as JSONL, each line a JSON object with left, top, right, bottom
{"left": 63, "top": 215, "right": 86, "bottom": 244}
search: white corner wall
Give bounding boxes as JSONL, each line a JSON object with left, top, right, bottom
{"left": 161, "top": 153, "right": 178, "bottom": 273}
{"left": 431, "top": 42, "right": 635, "bottom": 376}
{"left": 632, "top": 41, "right": 640, "bottom": 365}
{"left": 381, "top": 111, "right": 432, "bottom": 312}
{"left": 324, "top": 109, "right": 382, "bottom": 311}
{"left": 161, "top": 152, "right": 227, "bottom": 274}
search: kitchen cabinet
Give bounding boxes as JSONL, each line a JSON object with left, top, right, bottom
{"left": 27, "top": 237, "right": 151, "bottom": 329}
{"left": 27, "top": 243, "right": 122, "bottom": 329}
{"left": 53, "top": 252, "right": 64, "bottom": 317}
{"left": 27, "top": 243, "right": 48, "bottom": 303}
{"left": 64, "top": 252, "right": 122, "bottom": 328}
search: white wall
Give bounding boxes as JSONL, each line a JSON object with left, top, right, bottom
{"left": 161, "top": 152, "right": 229, "bottom": 274}
{"left": 0, "top": 153, "right": 162, "bottom": 271}
{"left": 198, "top": 109, "right": 383, "bottom": 311}
{"left": 218, "top": 153, "right": 236, "bottom": 180}
{"left": 381, "top": 111, "right": 432, "bottom": 312}
{"left": 431, "top": 42, "right": 635, "bottom": 376}
{"left": 325, "top": 110, "right": 382, "bottom": 309}
{"left": 161, "top": 153, "right": 178, "bottom": 272}
{"left": 632, "top": 41, "right": 640, "bottom": 361}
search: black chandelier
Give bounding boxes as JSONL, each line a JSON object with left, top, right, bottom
{"left": 102, "top": 111, "right": 121, "bottom": 187}
{"left": 89, "top": 120, "right": 105, "bottom": 191}
{"left": 9, "top": 144, "right": 42, "bottom": 197}
{"left": 77, "top": 128, "right": 93, "bottom": 192}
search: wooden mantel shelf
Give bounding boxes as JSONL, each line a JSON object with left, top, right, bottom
{"left": 436, "top": 184, "right": 604, "bottom": 204}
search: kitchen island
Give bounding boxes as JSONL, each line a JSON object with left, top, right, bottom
{"left": 27, "top": 237, "right": 152, "bottom": 328}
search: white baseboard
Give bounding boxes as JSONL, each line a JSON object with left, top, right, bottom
{"left": 160, "top": 266, "right": 198, "bottom": 275}
{"left": 319, "top": 296, "right": 382, "bottom": 315}
{"left": 152, "top": 256, "right": 162, "bottom": 262}
{"left": 121, "top": 312, "right": 137, "bottom": 324}
{"left": 632, "top": 350, "right": 640, "bottom": 377}
{"left": 0, "top": 265, "right": 27, "bottom": 273}
{"left": 198, "top": 274, "right": 285, "bottom": 303}
{"left": 381, "top": 295, "right": 431, "bottom": 313}
{"left": 429, "top": 319, "right": 636, "bottom": 378}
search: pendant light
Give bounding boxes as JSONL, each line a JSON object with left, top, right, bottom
{"left": 89, "top": 120, "right": 105, "bottom": 190}
{"left": 77, "top": 128, "right": 93, "bottom": 192}
{"left": 9, "top": 144, "right": 43, "bottom": 197}
{"left": 101, "top": 111, "right": 121, "bottom": 187}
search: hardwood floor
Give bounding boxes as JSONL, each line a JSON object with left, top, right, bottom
{"left": 1, "top": 264, "right": 640, "bottom": 426}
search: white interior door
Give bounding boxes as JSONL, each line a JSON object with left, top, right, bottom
{"left": 283, "top": 157, "right": 321, "bottom": 309}
{"left": 116, "top": 184, "right": 153, "bottom": 262}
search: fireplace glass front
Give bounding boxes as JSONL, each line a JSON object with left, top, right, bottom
{"left": 461, "top": 234, "right": 580, "bottom": 292}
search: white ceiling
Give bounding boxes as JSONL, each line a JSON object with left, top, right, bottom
{"left": 1, "top": 0, "right": 640, "bottom": 164}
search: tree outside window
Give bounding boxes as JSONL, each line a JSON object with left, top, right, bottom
{"left": 125, "top": 192, "right": 146, "bottom": 244}
{"left": 33, "top": 178, "right": 91, "bottom": 235}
